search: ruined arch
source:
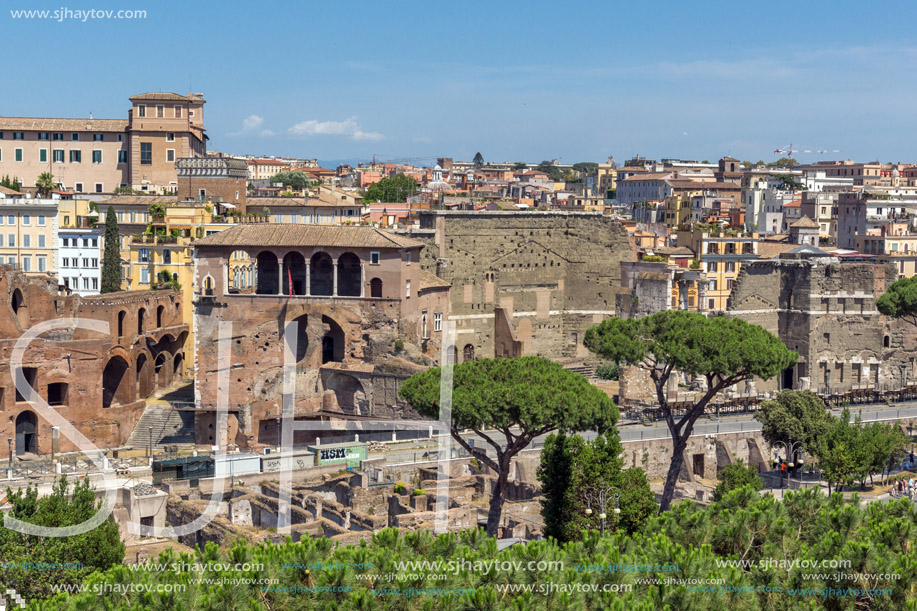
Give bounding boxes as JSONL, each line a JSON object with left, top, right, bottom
{"left": 136, "top": 352, "right": 152, "bottom": 398}
{"left": 256, "top": 251, "right": 279, "bottom": 295}
{"left": 325, "top": 373, "right": 366, "bottom": 414}
{"left": 102, "top": 355, "right": 131, "bottom": 408}
{"left": 321, "top": 314, "right": 345, "bottom": 363}
{"left": 282, "top": 252, "right": 307, "bottom": 296}
{"left": 156, "top": 304, "right": 164, "bottom": 327}
{"left": 337, "top": 252, "right": 362, "bottom": 297}
{"left": 310, "top": 252, "right": 333, "bottom": 296}
{"left": 154, "top": 351, "right": 172, "bottom": 389}
{"left": 11, "top": 288, "right": 27, "bottom": 328}
{"left": 173, "top": 352, "right": 184, "bottom": 378}
{"left": 285, "top": 314, "right": 309, "bottom": 362}
{"left": 137, "top": 307, "right": 146, "bottom": 334}
{"left": 15, "top": 410, "right": 37, "bottom": 455}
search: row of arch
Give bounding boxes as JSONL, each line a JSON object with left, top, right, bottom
{"left": 254, "top": 251, "right": 366, "bottom": 297}
{"left": 102, "top": 334, "right": 186, "bottom": 409}
{"left": 117, "top": 302, "right": 181, "bottom": 337}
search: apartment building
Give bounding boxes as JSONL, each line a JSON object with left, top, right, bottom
{"left": 247, "top": 158, "right": 288, "bottom": 181}
{"left": 58, "top": 226, "right": 101, "bottom": 294}
{"left": 677, "top": 230, "right": 760, "bottom": 312}
{"left": 0, "top": 92, "right": 207, "bottom": 195}
{"left": 0, "top": 198, "right": 59, "bottom": 275}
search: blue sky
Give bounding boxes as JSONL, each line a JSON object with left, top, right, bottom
{"left": 5, "top": 0, "right": 917, "bottom": 165}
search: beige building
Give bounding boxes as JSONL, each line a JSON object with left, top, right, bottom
{"left": 0, "top": 92, "right": 207, "bottom": 196}
{"left": 0, "top": 198, "right": 59, "bottom": 275}
{"left": 247, "top": 158, "right": 288, "bottom": 181}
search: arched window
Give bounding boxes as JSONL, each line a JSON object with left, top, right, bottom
{"left": 203, "top": 275, "right": 214, "bottom": 296}
{"left": 156, "top": 305, "right": 164, "bottom": 327}
{"left": 321, "top": 315, "right": 345, "bottom": 363}
{"left": 117, "top": 310, "right": 126, "bottom": 337}
{"left": 256, "top": 251, "right": 279, "bottom": 294}
{"left": 310, "top": 252, "right": 334, "bottom": 296}
{"left": 102, "top": 356, "right": 130, "bottom": 408}
{"left": 137, "top": 308, "right": 145, "bottom": 334}
{"left": 337, "top": 252, "right": 361, "bottom": 296}
{"left": 370, "top": 277, "right": 383, "bottom": 298}
{"left": 11, "top": 288, "right": 27, "bottom": 328}
{"left": 884, "top": 335, "right": 891, "bottom": 348}
{"left": 463, "top": 344, "right": 475, "bottom": 362}
{"left": 282, "top": 252, "right": 307, "bottom": 296}
{"left": 15, "top": 410, "right": 38, "bottom": 454}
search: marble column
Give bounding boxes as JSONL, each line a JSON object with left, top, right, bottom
{"left": 332, "top": 261, "right": 338, "bottom": 296}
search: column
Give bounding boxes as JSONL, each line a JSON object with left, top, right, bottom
{"left": 277, "top": 254, "right": 283, "bottom": 295}
{"left": 360, "top": 263, "right": 365, "bottom": 297}
{"left": 332, "top": 261, "right": 338, "bottom": 296}
{"left": 305, "top": 261, "right": 311, "bottom": 296}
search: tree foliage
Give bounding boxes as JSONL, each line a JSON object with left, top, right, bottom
{"left": 712, "top": 460, "right": 763, "bottom": 501}
{"left": 100, "top": 205, "right": 122, "bottom": 293}
{"left": 877, "top": 275, "right": 917, "bottom": 327}
{"left": 0, "top": 477, "right": 124, "bottom": 599}
{"left": 1, "top": 174, "right": 21, "bottom": 192}
{"left": 399, "top": 356, "right": 616, "bottom": 535}
{"left": 362, "top": 174, "right": 418, "bottom": 203}
{"left": 38, "top": 489, "right": 917, "bottom": 610}
{"left": 35, "top": 171, "right": 56, "bottom": 197}
{"left": 538, "top": 432, "right": 655, "bottom": 542}
{"left": 472, "top": 152, "right": 484, "bottom": 166}
{"left": 535, "top": 161, "right": 565, "bottom": 181}
{"left": 270, "top": 171, "right": 318, "bottom": 190}
{"left": 755, "top": 390, "right": 832, "bottom": 453}
{"left": 584, "top": 311, "right": 797, "bottom": 511}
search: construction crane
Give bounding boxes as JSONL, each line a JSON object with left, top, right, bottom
{"left": 773, "top": 143, "right": 842, "bottom": 156}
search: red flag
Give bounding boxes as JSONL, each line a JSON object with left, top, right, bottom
{"left": 288, "top": 268, "right": 293, "bottom": 297}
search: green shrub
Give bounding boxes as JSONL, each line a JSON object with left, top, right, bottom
{"left": 595, "top": 363, "right": 620, "bottom": 380}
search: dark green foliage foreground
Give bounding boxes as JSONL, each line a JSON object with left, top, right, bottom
{"left": 31, "top": 488, "right": 917, "bottom": 610}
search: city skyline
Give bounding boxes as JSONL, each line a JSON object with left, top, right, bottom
{"left": 5, "top": 0, "right": 917, "bottom": 164}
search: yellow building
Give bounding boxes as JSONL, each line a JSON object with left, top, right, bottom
{"left": 0, "top": 196, "right": 61, "bottom": 275}
{"left": 664, "top": 192, "right": 698, "bottom": 229}
{"left": 676, "top": 230, "right": 760, "bottom": 312}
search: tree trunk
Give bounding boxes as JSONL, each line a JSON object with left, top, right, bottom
{"left": 485, "top": 459, "right": 510, "bottom": 536}
{"left": 659, "top": 437, "right": 688, "bottom": 513}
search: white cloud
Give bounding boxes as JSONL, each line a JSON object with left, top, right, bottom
{"left": 287, "top": 116, "right": 384, "bottom": 141}
{"left": 229, "top": 114, "right": 274, "bottom": 137}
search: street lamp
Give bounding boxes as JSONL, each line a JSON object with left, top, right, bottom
{"left": 584, "top": 485, "right": 621, "bottom": 536}
{"left": 774, "top": 440, "right": 805, "bottom": 489}
{"left": 7, "top": 436, "right": 12, "bottom": 480}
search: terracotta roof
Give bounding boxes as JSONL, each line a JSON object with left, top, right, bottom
{"left": 783, "top": 199, "right": 802, "bottom": 208}
{"left": 790, "top": 216, "right": 819, "bottom": 229}
{"left": 0, "top": 117, "right": 128, "bottom": 132}
{"left": 669, "top": 180, "right": 740, "bottom": 189}
{"left": 0, "top": 185, "right": 21, "bottom": 196}
{"left": 193, "top": 223, "right": 425, "bottom": 249}
{"left": 99, "top": 195, "right": 177, "bottom": 205}
{"left": 129, "top": 92, "right": 200, "bottom": 102}
{"left": 756, "top": 242, "right": 796, "bottom": 259}
{"left": 248, "top": 159, "right": 288, "bottom": 166}
{"left": 418, "top": 269, "right": 451, "bottom": 291}
{"left": 621, "top": 172, "right": 673, "bottom": 182}
{"left": 656, "top": 246, "right": 694, "bottom": 256}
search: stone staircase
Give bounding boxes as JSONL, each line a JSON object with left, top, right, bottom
{"left": 127, "top": 404, "right": 195, "bottom": 449}
{"left": 564, "top": 364, "right": 597, "bottom": 380}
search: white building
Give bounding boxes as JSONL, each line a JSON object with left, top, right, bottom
{"left": 58, "top": 226, "right": 101, "bottom": 294}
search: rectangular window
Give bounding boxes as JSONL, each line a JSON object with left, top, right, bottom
{"left": 82, "top": 277, "right": 88, "bottom": 289}
{"left": 405, "top": 252, "right": 412, "bottom": 265}
{"left": 39, "top": 149, "right": 47, "bottom": 162}
{"left": 37, "top": 256, "right": 46, "bottom": 272}
{"left": 22, "top": 214, "right": 29, "bottom": 226}
{"left": 62, "top": 257, "right": 69, "bottom": 267}
{"left": 156, "top": 105, "right": 164, "bottom": 118}
{"left": 14, "top": 148, "right": 22, "bottom": 162}
{"left": 421, "top": 311, "right": 428, "bottom": 338}
{"left": 92, "top": 278, "right": 98, "bottom": 290}
{"left": 7, "top": 215, "right": 13, "bottom": 225}
{"left": 118, "top": 150, "right": 127, "bottom": 164}
{"left": 138, "top": 105, "right": 146, "bottom": 117}
{"left": 405, "top": 279, "right": 411, "bottom": 298}
{"left": 707, "top": 261, "right": 718, "bottom": 272}
{"left": 93, "top": 133, "right": 104, "bottom": 142}
{"left": 75, "top": 183, "right": 83, "bottom": 193}
{"left": 174, "top": 105, "right": 182, "bottom": 118}
{"left": 166, "top": 149, "right": 175, "bottom": 162}
{"left": 162, "top": 250, "right": 171, "bottom": 264}
{"left": 726, "top": 261, "right": 735, "bottom": 272}
{"left": 166, "top": 133, "right": 175, "bottom": 142}
{"left": 52, "top": 133, "right": 63, "bottom": 141}
{"left": 140, "top": 142, "right": 152, "bottom": 165}
{"left": 53, "top": 149, "right": 64, "bottom": 163}
{"left": 38, "top": 235, "right": 45, "bottom": 248}
{"left": 434, "top": 312, "right": 443, "bottom": 332}
{"left": 140, "top": 267, "right": 149, "bottom": 284}
{"left": 95, "top": 183, "right": 103, "bottom": 193}
{"left": 92, "top": 258, "right": 98, "bottom": 267}
{"left": 37, "top": 214, "right": 45, "bottom": 226}
{"left": 82, "top": 257, "right": 89, "bottom": 267}
{"left": 91, "top": 238, "right": 98, "bottom": 248}
{"left": 21, "top": 256, "right": 30, "bottom": 272}
{"left": 71, "top": 133, "right": 79, "bottom": 141}
{"left": 370, "top": 251, "right": 380, "bottom": 265}
{"left": 12, "top": 132, "right": 24, "bottom": 140}
{"left": 69, "top": 150, "right": 81, "bottom": 163}
{"left": 22, "top": 235, "right": 29, "bottom": 247}
{"left": 92, "top": 150, "right": 102, "bottom": 164}
{"left": 38, "top": 132, "right": 48, "bottom": 140}
{"left": 138, "top": 248, "right": 149, "bottom": 263}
